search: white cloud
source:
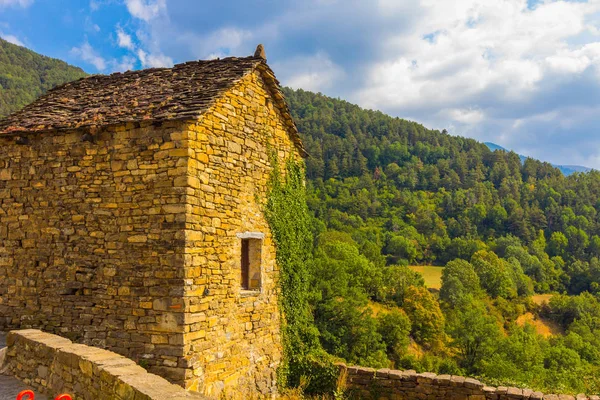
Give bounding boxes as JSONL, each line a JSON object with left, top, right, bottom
{"left": 545, "top": 43, "right": 600, "bottom": 74}
{"left": 70, "top": 41, "right": 107, "bottom": 71}
{"left": 1, "top": 33, "right": 24, "bottom": 46}
{"left": 84, "top": 16, "right": 101, "bottom": 33}
{"left": 275, "top": 52, "right": 345, "bottom": 92}
{"left": 201, "top": 27, "right": 252, "bottom": 58}
{"left": 89, "top": 0, "right": 116, "bottom": 11}
{"left": 0, "top": 0, "right": 33, "bottom": 7}
{"left": 111, "top": 55, "right": 136, "bottom": 72}
{"left": 137, "top": 48, "right": 172, "bottom": 68}
{"left": 356, "top": 0, "right": 600, "bottom": 112}
{"left": 171, "top": 27, "right": 256, "bottom": 60}
{"left": 71, "top": 40, "right": 138, "bottom": 73}
{"left": 445, "top": 108, "right": 486, "bottom": 125}
{"left": 116, "top": 27, "right": 135, "bottom": 50}
{"left": 136, "top": 49, "right": 147, "bottom": 64}
{"left": 125, "top": 0, "right": 166, "bottom": 22}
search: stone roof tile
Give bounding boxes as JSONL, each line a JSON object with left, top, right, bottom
{"left": 0, "top": 55, "right": 307, "bottom": 156}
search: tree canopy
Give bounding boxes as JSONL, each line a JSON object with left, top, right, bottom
{"left": 0, "top": 37, "right": 87, "bottom": 118}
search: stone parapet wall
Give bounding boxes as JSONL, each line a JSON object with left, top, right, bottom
{"left": 340, "top": 364, "right": 599, "bottom": 400}
{"left": 2, "top": 329, "right": 205, "bottom": 400}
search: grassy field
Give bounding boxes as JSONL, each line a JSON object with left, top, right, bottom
{"left": 408, "top": 265, "right": 444, "bottom": 289}
{"left": 516, "top": 312, "right": 563, "bottom": 337}
{"left": 531, "top": 293, "right": 554, "bottom": 305}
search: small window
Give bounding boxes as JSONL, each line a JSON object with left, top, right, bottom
{"left": 241, "top": 238, "right": 262, "bottom": 290}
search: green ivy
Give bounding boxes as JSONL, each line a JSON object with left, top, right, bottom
{"left": 265, "top": 153, "right": 337, "bottom": 394}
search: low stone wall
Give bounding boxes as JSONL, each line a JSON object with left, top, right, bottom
{"left": 2, "top": 330, "right": 205, "bottom": 400}
{"left": 340, "top": 364, "right": 600, "bottom": 400}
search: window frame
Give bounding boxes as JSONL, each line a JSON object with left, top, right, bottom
{"left": 237, "top": 232, "right": 264, "bottom": 293}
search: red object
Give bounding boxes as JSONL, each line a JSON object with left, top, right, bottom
{"left": 16, "top": 391, "right": 34, "bottom": 400}
{"left": 15, "top": 390, "right": 72, "bottom": 400}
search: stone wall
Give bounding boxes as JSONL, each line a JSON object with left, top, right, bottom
{"left": 2, "top": 329, "right": 204, "bottom": 400}
{"left": 179, "top": 69, "right": 300, "bottom": 397}
{"left": 340, "top": 364, "right": 600, "bottom": 400}
{"left": 0, "top": 121, "right": 191, "bottom": 382}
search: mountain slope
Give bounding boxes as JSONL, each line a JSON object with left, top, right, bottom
{"left": 0, "top": 37, "right": 88, "bottom": 118}
{"left": 286, "top": 88, "right": 600, "bottom": 394}
{"left": 285, "top": 87, "right": 600, "bottom": 275}
{"left": 484, "top": 141, "right": 592, "bottom": 176}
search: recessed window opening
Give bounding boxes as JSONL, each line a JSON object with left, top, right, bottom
{"left": 241, "top": 238, "right": 262, "bottom": 290}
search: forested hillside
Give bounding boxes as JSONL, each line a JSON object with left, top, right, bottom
{"left": 0, "top": 37, "right": 87, "bottom": 118}
{"left": 284, "top": 88, "right": 600, "bottom": 394}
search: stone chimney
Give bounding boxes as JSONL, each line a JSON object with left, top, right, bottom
{"left": 254, "top": 44, "right": 266, "bottom": 61}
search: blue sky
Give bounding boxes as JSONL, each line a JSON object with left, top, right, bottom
{"left": 3, "top": 0, "right": 600, "bottom": 168}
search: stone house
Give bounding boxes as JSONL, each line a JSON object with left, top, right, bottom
{"left": 0, "top": 46, "right": 306, "bottom": 398}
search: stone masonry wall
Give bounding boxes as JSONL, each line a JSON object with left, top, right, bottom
{"left": 179, "top": 69, "right": 299, "bottom": 397}
{"left": 341, "top": 364, "right": 600, "bottom": 400}
{"left": 0, "top": 67, "right": 303, "bottom": 398}
{"left": 0, "top": 121, "right": 191, "bottom": 383}
{"left": 2, "top": 329, "right": 204, "bottom": 400}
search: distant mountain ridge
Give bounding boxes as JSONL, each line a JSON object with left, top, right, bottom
{"left": 0, "top": 37, "right": 88, "bottom": 118}
{"left": 484, "top": 142, "right": 592, "bottom": 176}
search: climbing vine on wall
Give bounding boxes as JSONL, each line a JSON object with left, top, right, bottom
{"left": 265, "top": 153, "right": 337, "bottom": 393}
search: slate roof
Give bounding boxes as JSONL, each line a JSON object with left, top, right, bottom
{"left": 0, "top": 56, "right": 306, "bottom": 156}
